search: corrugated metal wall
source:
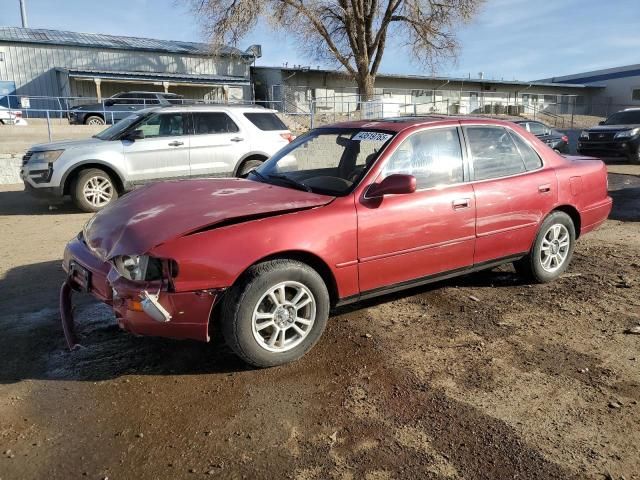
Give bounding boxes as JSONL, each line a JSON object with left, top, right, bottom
{"left": 0, "top": 42, "right": 250, "bottom": 102}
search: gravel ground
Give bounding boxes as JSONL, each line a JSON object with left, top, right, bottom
{"left": 0, "top": 167, "right": 638, "bottom": 480}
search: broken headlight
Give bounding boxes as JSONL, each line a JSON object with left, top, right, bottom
{"left": 113, "top": 255, "right": 163, "bottom": 282}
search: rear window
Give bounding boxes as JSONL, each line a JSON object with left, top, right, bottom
{"left": 161, "top": 94, "right": 184, "bottom": 105}
{"left": 244, "top": 112, "right": 288, "bottom": 131}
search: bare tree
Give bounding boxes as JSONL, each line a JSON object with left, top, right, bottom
{"left": 190, "top": 0, "right": 484, "bottom": 100}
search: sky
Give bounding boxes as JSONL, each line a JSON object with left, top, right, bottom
{"left": 2, "top": 0, "right": 639, "bottom": 81}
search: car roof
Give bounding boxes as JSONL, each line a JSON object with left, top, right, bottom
{"left": 320, "top": 115, "right": 524, "bottom": 133}
{"left": 144, "top": 104, "right": 277, "bottom": 114}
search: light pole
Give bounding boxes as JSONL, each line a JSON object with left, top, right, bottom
{"left": 20, "top": 0, "right": 29, "bottom": 28}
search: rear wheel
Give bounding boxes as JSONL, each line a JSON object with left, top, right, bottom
{"left": 221, "top": 259, "right": 329, "bottom": 367}
{"left": 71, "top": 168, "right": 118, "bottom": 212}
{"left": 514, "top": 211, "right": 576, "bottom": 283}
{"left": 237, "top": 158, "right": 264, "bottom": 177}
{"left": 84, "top": 115, "right": 105, "bottom": 126}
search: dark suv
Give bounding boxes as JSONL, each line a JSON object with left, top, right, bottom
{"left": 67, "top": 91, "right": 185, "bottom": 125}
{"left": 577, "top": 109, "right": 640, "bottom": 163}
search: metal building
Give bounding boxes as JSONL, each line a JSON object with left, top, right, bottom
{"left": 0, "top": 27, "right": 256, "bottom": 110}
{"left": 252, "top": 66, "right": 602, "bottom": 118}
{"left": 541, "top": 64, "right": 640, "bottom": 116}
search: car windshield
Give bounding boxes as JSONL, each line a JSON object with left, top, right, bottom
{"left": 93, "top": 113, "right": 147, "bottom": 140}
{"left": 603, "top": 110, "right": 640, "bottom": 125}
{"left": 250, "top": 128, "right": 394, "bottom": 196}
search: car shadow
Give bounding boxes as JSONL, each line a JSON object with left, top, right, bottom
{"left": 0, "top": 257, "right": 528, "bottom": 384}
{"left": 0, "top": 188, "right": 84, "bottom": 216}
{"left": 607, "top": 173, "right": 640, "bottom": 222}
{"left": 0, "top": 259, "right": 253, "bottom": 384}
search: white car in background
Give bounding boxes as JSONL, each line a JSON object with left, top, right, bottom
{"left": 0, "top": 106, "right": 26, "bottom": 125}
{"left": 21, "top": 104, "right": 293, "bottom": 212}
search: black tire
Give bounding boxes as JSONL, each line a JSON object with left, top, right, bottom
{"left": 221, "top": 259, "right": 330, "bottom": 367}
{"left": 71, "top": 168, "right": 119, "bottom": 213}
{"left": 84, "top": 115, "right": 105, "bottom": 126}
{"left": 514, "top": 211, "right": 576, "bottom": 283}
{"left": 237, "top": 158, "right": 264, "bottom": 177}
{"left": 629, "top": 149, "right": 640, "bottom": 165}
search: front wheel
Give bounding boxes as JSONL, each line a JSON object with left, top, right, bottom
{"left": 237, "top": 158, "right": 264, "bottom": 177}
{"left": 514, "top": 211, "right": 576, "bottom": 283}
{"left": 71, "top": 168, "right": 118, "bottom": 212}
{"left": 221, "top": 259, "right": 329, "bottom": 367}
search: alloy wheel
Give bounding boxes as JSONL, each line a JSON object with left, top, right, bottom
{"left": 82, "top": 175, "right": 114, "bottom": 208}
{"left": 539, "top": 223, "right": 570, "bottom": 273}
{"left": 251, "top": 281, "right": 316, "bottom": 353}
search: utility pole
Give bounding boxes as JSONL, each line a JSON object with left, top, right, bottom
{"left": 20, "top": 0, "right": 29, "bottom": 28}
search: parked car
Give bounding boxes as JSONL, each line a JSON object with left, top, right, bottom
{"left": 0, "top": 106, "right": 25, "bottom": 125}
{"left": 22, "top": 104, "right": 293, "bottom": 212}
{"left": 67, "top": 91, "right": 185, "bottom": 125}
{"left": 578, "top": 108, "right": 640, "bottom": 163}
{"left": 60, "top": 117, "right": 612, "bottom": 367}
{"left": 512, "top": 120, "right": 569, "bottom": 153}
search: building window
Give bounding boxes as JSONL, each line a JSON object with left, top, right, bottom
{"left": 632, "top": 89, "right": 640, "bottom": 101}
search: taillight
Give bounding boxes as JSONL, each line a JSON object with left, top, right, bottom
{"left": 561, "top": 135, "right": 568, "bottom": 143}
{"left": 280, "top": 132, "right": 295, "bottom": 142}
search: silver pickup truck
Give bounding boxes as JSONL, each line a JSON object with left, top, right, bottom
{"left": 21, "top": 104, "right": 293, "bottom": 212}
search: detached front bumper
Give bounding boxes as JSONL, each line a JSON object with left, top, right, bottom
{"left": 60, "top": 235, "right": 220, "bottom": 349}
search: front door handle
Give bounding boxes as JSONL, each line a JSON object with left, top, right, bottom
{"left": 452, "top": 198, "right": 471, "bottom": 209}
{"left": 538, "top": 184, "right": 551, "bottom": 193}
{"left": 168, "top": 141, "right": 184, "bottom": 147}
{"left": 230, "top": 137, "right": 244, "bottom": 142}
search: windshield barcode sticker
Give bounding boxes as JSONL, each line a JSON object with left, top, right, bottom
{"left": 352, "top": 131, "right": 392, "bottom": 142}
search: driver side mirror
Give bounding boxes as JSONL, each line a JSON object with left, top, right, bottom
{"left": 367, "top": 174, "right": 416, "bottom": 198}
{"left": 122, "top": 129, "right": 145, "bottom": 141}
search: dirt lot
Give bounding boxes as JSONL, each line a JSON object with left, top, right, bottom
{"left": 0, "top": 167, "right": 639, "bottom": 480}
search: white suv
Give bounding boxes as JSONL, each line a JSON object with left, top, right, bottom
{"left": 21, "top": 105, "right": 293, "bottom": 212}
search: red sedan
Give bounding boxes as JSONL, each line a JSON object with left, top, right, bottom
{"left": 61, "top": 117, "right": 612, "bottom": 367}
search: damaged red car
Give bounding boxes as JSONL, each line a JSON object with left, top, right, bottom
{"left": 61, "top": 117, "right": 612, "bottom": 367}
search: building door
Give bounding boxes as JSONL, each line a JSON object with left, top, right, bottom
{"left": 469, "top": 92, "right": 479, "bottom": 113}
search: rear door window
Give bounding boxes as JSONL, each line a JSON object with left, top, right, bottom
{"left": 244, "top": 112, "right": 288, "bottom": 131}
{"left": 161, "top": 94, "right": 184, "bottom": 105}
{"left": 527, "top": 122, "right": 547, "bottom": 136}
{"left": 466, "top": 126, "right": 527, "bottom": 181}
{"left": 139, "top": 93, "right": 160, "bottom": 105}
{"left": 192, "top": 112, "right": 239, "bottom": 134}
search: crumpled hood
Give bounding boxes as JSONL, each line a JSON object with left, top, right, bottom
{"left": 83, "top": 178, "right": 334, "bottom": 260}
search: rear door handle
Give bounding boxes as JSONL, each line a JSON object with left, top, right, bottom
{"left": 452, "top": 198, "right": 471, "bottom": 209}
{"left": 230, "top": 137, "right": 244, "bottom": 142}
{"left": 168, "top": 141, "right": 184, "bottom": 147}
{"left": 538, "top": 184, "right": 551, "bottom": 193}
